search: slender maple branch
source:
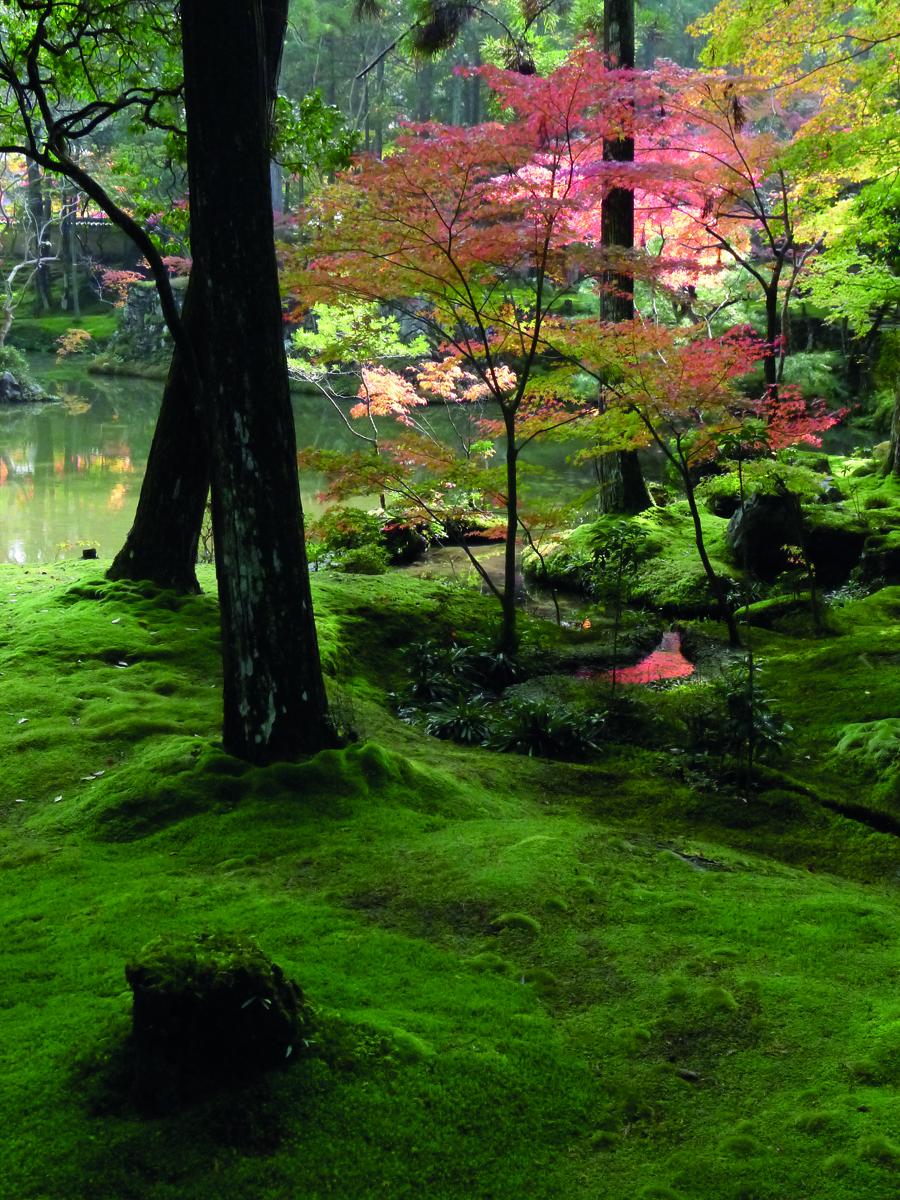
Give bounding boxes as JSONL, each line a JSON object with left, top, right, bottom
{"left": 768, "top": 33, "right": 900, "bottom": 93}
{"left": 516, "top": 409, "right": 592, "bottom": 452}
{"left": 516, "top": 515, "right": 562, "bottom": 626}
{"left": 380, "top": 470, "right": 506, "bottom": 604}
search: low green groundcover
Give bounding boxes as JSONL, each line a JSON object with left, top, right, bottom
{"left": 4, "top": 562, "right": 900, "bottom": 1197}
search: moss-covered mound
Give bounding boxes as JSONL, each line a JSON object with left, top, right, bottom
{"left": 522, "top": 504, "right": 736, "bottom": 616}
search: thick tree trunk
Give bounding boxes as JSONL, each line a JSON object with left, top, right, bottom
{"left": 182, "top": 0, "right": 331, "bottom": 763}
{"left": 107, "top": 0, "right": 289, "bottom": 594}
{"left": 596, "top": 0, "right": 651, "bottom": 516}
{"left": 596, "top": 448, "right": 651, "bottom": 513}
{"left": 106, "top": 273, "right": 209, "bottom": 591}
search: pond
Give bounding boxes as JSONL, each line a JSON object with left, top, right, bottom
{"left": 0, "top": 356, "right": 597, "bottom": 564}
{"left": 575, "top": 631, "right": 695, "bottom": 685}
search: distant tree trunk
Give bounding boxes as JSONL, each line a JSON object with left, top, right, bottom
{"left": 417, "top": 60, "right": 434, "bottom": 121}
{"left": 375, "top": 55, "right": 384, "bottom": 157}
{"left": 450, "top": 61, "right": 463, "bottom": 126}
{"left": 596, "top": 0, "right": 651, "bottom": 515}
{"left": 26, "top": 157, "right": 51, "bottom": 313}
{"left": 885, "top": 378, "right": 900, "bottom": 477}
{"left": 762, "top": 275, "right": 782, "bottom": 392}
{"left": 600, "top": 0, "right": 635, "bottom": 325}
{"left": 270, "top": 160, "right": 283, "bottom": 217}
{"left": 61, "top": 185, "right": 80, "bottom": 315}
{"left": 364, "top": 72, "right": 370, "bottom": 151}
{"left": 68, "top": 207, "right": 80, "bottom": 316}
{"left": 327, "top": 34, "right": 336, "bottom": 105}
{"left": 467, "top": 48, "right": 481, "bottom": 125}
{"left": 182, "top": 0, "right": 332, "bottom": 762}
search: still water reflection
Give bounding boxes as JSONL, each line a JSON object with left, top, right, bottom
{"left": 0, "top": 357, "right": 595, "bottom": 564}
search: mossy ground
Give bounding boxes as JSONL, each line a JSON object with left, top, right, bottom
{"left": 4, "top": 557, "right": 900, "bottom": 1198}
{"left": 6, "top": 310, "right": 119, "bottom": 355}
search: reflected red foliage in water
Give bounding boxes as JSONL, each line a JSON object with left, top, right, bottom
{"left": 576, "top": 631, "right": 694, "bottom": 685}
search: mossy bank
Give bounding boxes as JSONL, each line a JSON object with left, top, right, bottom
{"left": 4, "top": 561, "right": 900, "bottom": 1199}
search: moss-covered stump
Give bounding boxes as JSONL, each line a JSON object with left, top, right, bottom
{"left": 125, "top": 932, "right": 312, "bottom": 1108}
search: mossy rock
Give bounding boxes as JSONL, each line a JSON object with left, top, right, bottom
{"left": 804, "top": 508, "right": 868, "bottom": 586}
{"left": 125, "top": 931, "right": 312, "bottom": 1108}
{"left": 858, "top": 530, "right": 900, "bottom": 584}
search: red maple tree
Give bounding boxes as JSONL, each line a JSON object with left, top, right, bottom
{"left": 286, "top": 45, "right": 842, "bottom": 649}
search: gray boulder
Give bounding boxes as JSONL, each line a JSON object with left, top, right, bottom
{"left": 727, "top": 494, "right": 796, "bottom": 578}
{"left": 0, "top": 371, "right": 22, "bottom": 402}
{"left": 727, "top": 493, "right": 867, "bottom": 585}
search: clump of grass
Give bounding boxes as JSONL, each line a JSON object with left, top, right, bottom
{"left": 721, "top": 1133, "right": 759, "bottom": 1158}
{"left": 823, "top": 1152, "right": 853, "bottom": 1174}
{"left": 859, "top": 1135, "right": 900, "bottom": 1167}
{"left": 794, "top": 1108, "right": 840, "bottom": 1134}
